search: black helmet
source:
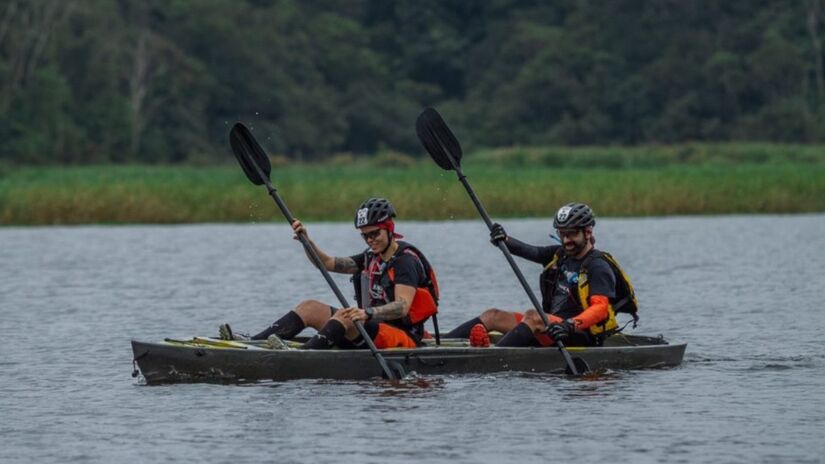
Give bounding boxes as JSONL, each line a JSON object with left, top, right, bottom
{"left": 354, "top": 198, "right": 396, "bottom": 228}
{"left": 553, "top": 202, "right": 595, "bottom": 229}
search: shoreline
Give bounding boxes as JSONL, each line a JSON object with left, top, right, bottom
{"left": 2, "top": 212, "right": 825, "bottom": 229}
{"left": 1, "top": 161, "right": 823, "bottom": 225}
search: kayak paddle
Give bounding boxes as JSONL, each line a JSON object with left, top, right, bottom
{"left": 229, "top": 122, "right": 403, "bottom": 381}
{"left": 415, "top": 108, "right": 590, "bottom": 376}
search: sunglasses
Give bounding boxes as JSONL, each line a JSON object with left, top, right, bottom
{"left": 557, "top": 229, "right": 583, "bottom": 239}
{"left": 360, "top": 229, "right": 383, "bottom": 241}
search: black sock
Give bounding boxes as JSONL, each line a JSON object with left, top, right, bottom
{"left": 301, "top": 319, "right": 346, "bottom": 349}
{"left": 445, "top": 317, "right": 483, "bottom": 339}
{"left": 497, "top": 323, "right": 535, "bottom": 347}
{"left": 252, "top": 311, "right": 306, "bottom": 340}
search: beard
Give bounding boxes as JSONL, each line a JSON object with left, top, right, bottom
{"left": 563, "top": 239, "right": 586, "bottom": 256}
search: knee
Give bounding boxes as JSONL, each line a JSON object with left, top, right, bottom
{"left": 479, "top": 308, "right": 507, "bottom": 325}
{"left": 294, "top": 300, "right": 333, "bottom": 327}
{"left": 295, "top": 299, "right": 321, "bottom": 312}
{"left": 522, "top": 309, "right": 543, "bottom": 328}
{"left": 294, "top": 299, "right": 331, "bottom": 318}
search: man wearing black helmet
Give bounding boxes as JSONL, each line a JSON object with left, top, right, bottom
{"left": 446, "top": 202, "right": 636, "bottom": 348}
{"left": 219, "top": 198, "right": 439, "bottom": 350}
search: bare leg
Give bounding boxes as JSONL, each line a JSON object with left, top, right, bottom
{"left": 496, "top": 308, "right": 551, "bottom": 347}
{"left": 520, "top": 308, "right": 563, "bottom": 333}
{"left": 293, "top": 299, "right": 336, "bottom": 330}
{"left": 445, "top": 308, "right": 521, "bottom": 339}
{"left": 478, "top": 308, "right": 521, "bottom": 333}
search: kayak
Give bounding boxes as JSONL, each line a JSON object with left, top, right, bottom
{"left": 131, "top": 333, "right": 686, "bottom": 384}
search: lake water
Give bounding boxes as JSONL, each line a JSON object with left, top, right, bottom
{"left": 1, "top": 215, "right": 824, "bottom": 463}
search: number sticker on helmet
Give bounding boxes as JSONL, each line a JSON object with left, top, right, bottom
{"left": 556, "top": 205, "right": 572, "bottom": 222}
{"left": 356, "top": 208, "right": 369, "bottom": 227}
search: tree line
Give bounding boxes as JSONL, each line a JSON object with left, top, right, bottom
{"left": 2, "top": 0, "right": 825, "bottom": 165}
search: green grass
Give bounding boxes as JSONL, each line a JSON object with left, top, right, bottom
{"left": 1, "top": 143, "right": 824, "bottom": 225}
{"left": 473, "top": 142, "right": 825, "bottom": 168}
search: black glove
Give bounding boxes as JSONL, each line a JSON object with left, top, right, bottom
{"left": 490, "top": 222, "right": 507, "bottom": 245}
{"left": 547, "top": 319, "right": 577, "bottom": 342}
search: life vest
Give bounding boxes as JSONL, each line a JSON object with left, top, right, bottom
{"left": 539, "top": 248, "right": 638, "bottom": 336}
{"left": 352, "top": 241, "right": 440, "bottom": 328}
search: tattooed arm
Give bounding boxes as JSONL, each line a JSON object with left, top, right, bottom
{"left": 299, "top": 239, "right": 358, "bottom": 274}
{"left": 292, "top": 219, "right": 360, "bottom": 274}
{"left": 370, "top": 284, "right": 415, "bottom": 321}
{"left": 332, "top": 257, "right": 359, "bottom": 274}
{"left": 299, "top": 237, "right": 356, "bottom": 273}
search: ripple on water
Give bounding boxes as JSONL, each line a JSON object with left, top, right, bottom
{"left": 2, "top": 217, "right": 824, "bottom": 463}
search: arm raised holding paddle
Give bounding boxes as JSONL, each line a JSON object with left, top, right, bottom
{"left": 290, "top": 219, "right": 360, "bottom": 274}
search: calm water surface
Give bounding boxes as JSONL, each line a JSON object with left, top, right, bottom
{"left": 1, "top": 215, "right": 824, "bottom": 463}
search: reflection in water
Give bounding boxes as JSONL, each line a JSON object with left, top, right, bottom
{"left": 367, "top": 376, "right": 448, "bottom": 398}
{"left": 376, "top": 377, "right": 447, "bottom": 396}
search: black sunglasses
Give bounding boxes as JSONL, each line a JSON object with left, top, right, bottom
{"left": 557, "top": 229, "right": 583, "bottom": 239}
{"left": 360, "top": 229, "right": 383, "bottom": 241}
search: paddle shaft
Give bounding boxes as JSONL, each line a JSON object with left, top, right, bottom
{"left": 246, "top": 159, "right": 398, "bottom": 380}
{"left": 266, "top": 185, "right": 350, "bottom": 306}
{"left": 450, "top": 164, "right": 580, "bottom": 375}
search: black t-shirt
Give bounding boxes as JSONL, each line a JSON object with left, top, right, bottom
{"left": 506, "top": 238, "right": 616, "bottom": 318}
{"left": 548, "top": 247, "right": 616, "bottom": 319}
{"left": 350, "top": 243, "right": 426, "bottom": 307}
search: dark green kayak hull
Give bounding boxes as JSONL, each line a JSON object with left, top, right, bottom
{"left": 131, "top": 334, "right": 686, "bottom": 384}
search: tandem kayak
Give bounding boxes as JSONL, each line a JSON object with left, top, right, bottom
{"left": 131, "top": 333, "right": 686, "bottom": 384}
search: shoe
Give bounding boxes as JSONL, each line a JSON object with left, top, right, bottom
{"left": 218, "top": 323, "right": 233, "bottom": 340}
{"left": 469, "top": 323, "right": 490, "bottom": 348}
{"left": 264, "top": 334, "right": 289, "bottom": 350}
{"left": 218, "top": 323, "right": 250, "bottom": 341}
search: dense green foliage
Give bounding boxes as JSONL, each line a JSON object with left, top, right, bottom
{"left": 3, "top": 0, "right": 825, "bottom": 165}
{"left": 2, "top": 143, "right": 823, "bottom": 224}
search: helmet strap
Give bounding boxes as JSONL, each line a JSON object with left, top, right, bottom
{"left": 380, "top": 231, "right": 394, "bottom": 255}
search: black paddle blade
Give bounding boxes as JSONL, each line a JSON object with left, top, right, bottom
{"left": 415, "top": 107, "right": 463, "bottom": 171}
{"left": 565, "top": 356, "right": 591, "bottom": 376}
{"left": 383, "top": 360, "right": 407, "bottom": 381}
{"left": 229, "top": 122, "right": 272, "bottom": 186}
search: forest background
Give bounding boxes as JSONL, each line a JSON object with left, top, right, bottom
{"left": 1, "top": 0, "right": 824, "bottom": 223}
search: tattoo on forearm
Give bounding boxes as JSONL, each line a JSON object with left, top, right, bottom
{"left": 372, "top": 298, "right": 407, "bottom": 321}
{"left": 333, "top": 257, "right": 358, "bottom": 274}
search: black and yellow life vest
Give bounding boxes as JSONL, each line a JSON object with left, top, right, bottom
{"left": 539, "top": 248, "right": 638, "bottom": 336}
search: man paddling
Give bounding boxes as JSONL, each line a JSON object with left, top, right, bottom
{"left": 220, "top": 197, "right": 438, "bottom": 350}
{"left": 446, "top": 202, "right": 637, "bottom": 348}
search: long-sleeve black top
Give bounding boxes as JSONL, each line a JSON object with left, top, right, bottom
{"left": 503, "top": 237, "right": 560, "bottom": 266}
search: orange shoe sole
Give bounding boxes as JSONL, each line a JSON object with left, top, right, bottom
{"left": 469, "top": 323, "right": 490, "bottom": 347}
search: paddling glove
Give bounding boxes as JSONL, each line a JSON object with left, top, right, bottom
{"left": 547, "top": 319, "right": 576, "bottom": 342}
{"left": 490, "top": 223, "right": 507, "bottom": 244}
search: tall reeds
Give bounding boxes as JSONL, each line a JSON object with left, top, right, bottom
{"left": 1, "top": 143, "right": 823, "bottom": 225}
